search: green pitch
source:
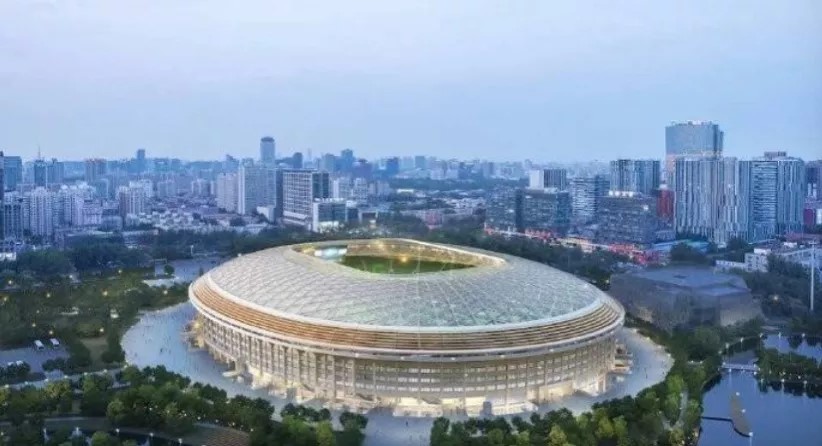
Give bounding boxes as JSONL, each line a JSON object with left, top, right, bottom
{"left": 340, "top": 255, "right": 471, "bottom": 274}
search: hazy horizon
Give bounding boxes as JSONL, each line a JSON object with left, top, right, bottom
{"left": 1, "top": 1, "right": 820, "bottom": 161}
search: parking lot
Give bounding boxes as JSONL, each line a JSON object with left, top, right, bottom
{"left": 0, "top": 343, "right": 69, "bottom": 373}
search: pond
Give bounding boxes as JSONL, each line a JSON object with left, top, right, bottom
{"left": 699, "top": 335, "right": 822, "bottom": 446}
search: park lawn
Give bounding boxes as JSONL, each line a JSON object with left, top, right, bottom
{"left": 79, "top": 336, "right": 110, "bottom": 369}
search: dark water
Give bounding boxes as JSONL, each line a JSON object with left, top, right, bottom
{"left": 699, "top": 337, "right": 822, "bottom": 446}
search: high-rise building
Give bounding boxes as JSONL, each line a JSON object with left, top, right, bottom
{"left": 339, "top": 149, "right": 355, "bottom": 173}
{"left": 156, "top": 179, "right": 177, "bottom": 199}
{"left": 282, "top": 170, "right": 330, "bottom": 228}
{"left": 84, "top": 158, "right": 107, "bottom": 182}
{"left": 260, "top": 136, "right": 276, "bottom": 165}
{"left": 3, "top": 194, "right": 24, "bottom": 241}
{"left": 216, "top": 173, "right": 238, "bottom": 212}
{"left": 116, "top": 185, "right": 147, "bottom": 221}
{"left": 25, "top": 187, "right": 57, "bottom": 238}
{"left": 0, "top": 152, "right": 4, "bottom": 239}
{"left": 597, "top": 191, "right": 658, "bottom": 246}
{"left": 805, "top": 160, "right": 821, "bottom": 200}
{"left": 32, "top": 159, "right": 48, "bottom": 187}
{"left": 58, "top": 187, "right": 86, "bottom": 227}
{"left": 521, "top": 189, "right": 571, "bottom": 236}
{"left": 384, "top": 157, "right": 400, "bottom": 177}
{"left": 655, "top": 187, "right": 674, "bottom": 224}
{"left": 528, "top": 168, "right": 567, "bottom": 190}
{"left": 485, "top": 188, "right": 522, "bottom": 233}
{"left": 46, "top": 159, "right": 64, "bottom": 185}
{"left": 190, "top": 178, "right": 211, "bottom": 198}
{"left": 569, "top": 175, "right": 609, "bottom": 224}
{"left": 238, "top": 164, "right": 277, "bottom": 215}
{"left": 609, "top": 159, "right": 660, "bottom": 195}
{"left": 414, "top": 155, "right": 427, "bottom": 170}
{"left": 665, "top": 121, "right": 723, "bottom": 183}
{"left": 3, "top": 155, "right": 22, "bottom": 192}
{"left": 674, "top": 156, "right": 749, "bottom": 245}
{"left": 319, "top": 154, "right": 338, "bottom": 173}
{"left": 135, "top": 148, "right": 147, "bottom": 173}
{"left": 129, "top": 179, "right": 154, "bottom": 199}
{"left": 291, "top": 152, "right": 304, "bottom": 169}
{"left": 746, "top": 152, "right": 805, "bottom": 241}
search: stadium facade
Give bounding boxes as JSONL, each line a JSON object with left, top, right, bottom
{"left": 189, "top": 239, "right": 624, "bottom": 416}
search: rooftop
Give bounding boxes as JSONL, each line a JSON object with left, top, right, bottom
{"left": 204, "top": 238, "right": 619, "bottom": 331}
{"left": 626, "top": 266, "right": 748, "bottom": 291}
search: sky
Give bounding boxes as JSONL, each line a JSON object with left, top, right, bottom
{"left": 1, "top": 1, "right": 820, "bottom": 162}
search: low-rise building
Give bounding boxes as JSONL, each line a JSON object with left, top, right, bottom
{"left": 609, "top": 266, "right": 761, "bottom": 332}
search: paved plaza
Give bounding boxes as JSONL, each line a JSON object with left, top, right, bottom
{"left": 122, "top": 303, "right": 672, "bottom": 446}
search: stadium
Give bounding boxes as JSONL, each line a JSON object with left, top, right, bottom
{"left": 189, "top": 238, "right": 625, "bottom": 416}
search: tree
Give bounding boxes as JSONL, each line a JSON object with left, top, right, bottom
{"left": 90, "top": 431, "right": 116, "bottom": 446}
{"left": 669, "top": 243, "right": 709, "bottom": 264}
{"left": 683, "top": 399, "right": 702, "bottom": 432}
{"left": 430, "top": 417, "right": 450, "bottom": 446}
{"left": 668, "top": 427, "right": 686, "bottom": 446}
{"left": 688, "top": 327, "right": 722, "bottom": 360}
{"left": 613, "top": 416, "right": 629, "bottom": 446}
{"left": 594, "top": 415, "right": 615, "bottom": 441}
{"left": 663, "top": 393, "right": 681, "bottom": 425}
{"left": 317, "top": 421, "right": 336, "bottom": 446}
{"left": 514, "top": 431, "right": 530, "bottom": 446}
{"left": 163, "top": 263, "right": 175, "bottom": 277}
{"left": 547, "top": 425, "right": 571, "bottom": 446}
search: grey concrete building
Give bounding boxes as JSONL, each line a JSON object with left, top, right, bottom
{"left": 609, "top": 266, "right": 761, "bottom": 332}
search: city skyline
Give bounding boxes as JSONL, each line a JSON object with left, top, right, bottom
{"left": 1, "top": 1, "right": 820, "bottom": 161}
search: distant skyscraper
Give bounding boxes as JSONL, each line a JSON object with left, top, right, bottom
{"left": 32, "top": 159, "right": 47, "bottom": 187}
{"left": 339, "top": 149, "right": 355, "bottom": 173}
{"left": 528, "top": 168, "right": 568, "bottom": 190}
{"left": 569, "top": 175, "right": 609, "bottom": 224}
{"left": 46, "top": 158, "right": 64, "bottom": 185}
{"left": 135, "top": 148, "right": 147, "bottom": 173}
{"left": 260, "top": 136, "right": 276, "bottom": 165}
{"left": 665, "top": 121, "right": 723, "bottom": 183}
{"left": 85, "top": 158, "right": 107, "bottom": 182}
{"left": 319, "top": 154, "right": 338, "bottom": 173}
{"left": 384, "top": 157, "right": 400, "bottom": 177}
{"left": 282, "top": 170, "right": 330, "bottom": 228}
{"left": 3, "top": 155, "right": 22, "bottom": 191}
{"left": 291, "top": 152, "right": 304, "bottom": 169}
{"left": 609, "top": 159, "right": 660, "bottom": 195}
{"left": 674, "top": 156, "right": 749, "bottom": 245}
{"left": 745, "top": 152, "right": 805, "bottom": 241}
{"left": 414, "top": 155, "right": 427, "bottom": 170}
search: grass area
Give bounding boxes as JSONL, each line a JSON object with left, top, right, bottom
{"left": 339, "top": 255, "right": 471, "bottom": 274}
{"left": 79, "top": 336, "right": 110, "bottom": 369}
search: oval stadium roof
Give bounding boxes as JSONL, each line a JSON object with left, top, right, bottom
{"left": 204, "top": 238, "right": 617, "bottom": 332}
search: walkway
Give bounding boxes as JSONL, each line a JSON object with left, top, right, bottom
{"left": 122, "top": 304, "right": 673, "bottom": 446}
